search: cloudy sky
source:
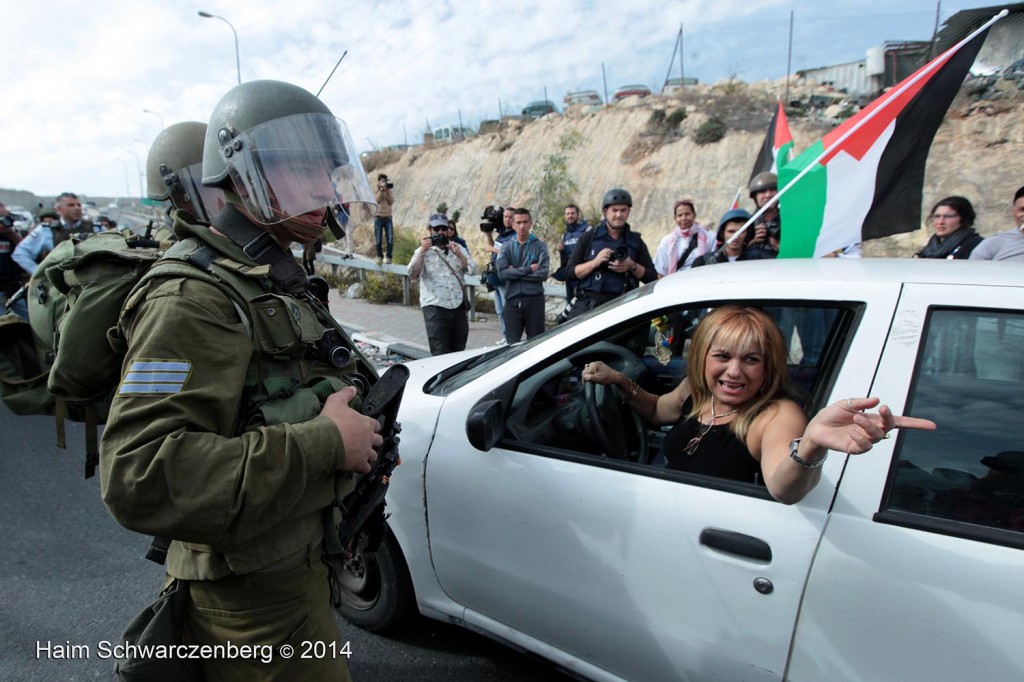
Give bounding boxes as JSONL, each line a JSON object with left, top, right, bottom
{"left": 0, "top": 0, "right": 1004, "bottom": 199}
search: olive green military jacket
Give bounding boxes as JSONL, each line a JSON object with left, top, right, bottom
{"left": 100, "top": 214, "right": 353, "bottom": 580}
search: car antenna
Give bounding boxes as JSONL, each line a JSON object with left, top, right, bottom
{"left": 316, "top": 50, "right": 348, "bottom": 97}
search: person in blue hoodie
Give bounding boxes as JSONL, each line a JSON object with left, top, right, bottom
{"left": 496, "top": 208, "right": 550, "bottom": 343}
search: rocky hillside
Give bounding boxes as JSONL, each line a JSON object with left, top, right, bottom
{"left": 366, "top": 79, "right": 1024, "bottom": 261}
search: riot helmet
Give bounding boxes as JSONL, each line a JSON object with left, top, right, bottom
{"left": 602, "top": 188, "right": 633, "bottom": 210}
{"left": 748, "top": 172, "right": 778, "bottom": 198}
{"left": 202, "top": 80, "right": 376, "bottom": 242}
{"left": 717, "top": 208, "right": 753, "bottom": 232}
{"left": 147, "top": 121, "right": 225, "bottom": 222}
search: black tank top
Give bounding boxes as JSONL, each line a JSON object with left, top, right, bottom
{"left": 662, "top": 397, "right": 764, "bottom": 486}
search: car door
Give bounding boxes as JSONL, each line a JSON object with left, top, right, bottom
{"left": 425, "top": 284, "right": 902, "bottom": 681}
{"left": 789, "top": 284, "right": 1024, "bottom": 681}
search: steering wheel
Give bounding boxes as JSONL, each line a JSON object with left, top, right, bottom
{"left": 584, "top": 379, "right": 649, "bottom": 461}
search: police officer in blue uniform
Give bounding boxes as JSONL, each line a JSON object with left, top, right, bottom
{"left": 565, "top": 188, "right": 656, "bottom": 317}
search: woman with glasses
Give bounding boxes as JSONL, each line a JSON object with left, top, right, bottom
{"left": 915, "top": 196, "right": 983, "bottom": 259}
{"left": 583, "top": 306, "right": 934, "bottom": 503}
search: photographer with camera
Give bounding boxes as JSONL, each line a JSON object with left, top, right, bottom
{"left": 409, "top": 213, "right": 477, "bottom": 355}
{"left": 747, "top": 172, "right": 782, "bottom": 259}
{"left": 481, "top": 205, "right": 516, "bottom": 340}
{"left": 564, "top": 188, "right": 656, "bottom": 321}
{"left": 374, "top": 173, "right": 395, "bottom": 264}
{"left": 0, "top": 203, "right": 27, "bottom": 320}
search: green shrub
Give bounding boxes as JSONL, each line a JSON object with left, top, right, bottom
{"left": 694, "top": 116, "right": 727, "bottom": 145}
{"left": 361, "top": 272, "right": 406, "bottom": 304}
{"left": 666, "top": 109, "right": 687, "bottom": 126}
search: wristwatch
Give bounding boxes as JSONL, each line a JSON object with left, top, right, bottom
{"left": 789, "top": 438, "right": 827, "bottom": 469}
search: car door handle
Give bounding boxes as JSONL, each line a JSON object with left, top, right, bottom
{"left": 699, "top": 528, "right": 772, "bottom": 562}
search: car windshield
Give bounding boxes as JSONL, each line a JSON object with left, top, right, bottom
{"left": 432, "top": 285, "right": 652, "bottom": 395}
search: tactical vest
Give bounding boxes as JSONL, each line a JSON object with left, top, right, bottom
{"left": 118, "top": 234, "right": 373, "bottom": 579}
{"left": 39, "top": 221, "right": 95, "bottom": 263}
{"left": 579, "top": 225, "right": 644, "bottom": 295}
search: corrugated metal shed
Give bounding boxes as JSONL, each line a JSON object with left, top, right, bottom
{"left": 932, "top": 4, "right": 1024, "bottom": 68}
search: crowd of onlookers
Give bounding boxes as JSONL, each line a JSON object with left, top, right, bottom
{"left": 3, "top": 179, "right": 1022, "bottom": 352}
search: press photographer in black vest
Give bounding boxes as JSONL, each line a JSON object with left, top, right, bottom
{"left": 564, "top": 188, "right": 656, "bottom": 319}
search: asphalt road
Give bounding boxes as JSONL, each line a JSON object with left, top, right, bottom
{"left": 0, "top": 405, "right": 571, "bottom": 681}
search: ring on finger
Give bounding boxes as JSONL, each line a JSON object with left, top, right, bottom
{"left": 846, "top": 398, "right": 855, "bottom": 411}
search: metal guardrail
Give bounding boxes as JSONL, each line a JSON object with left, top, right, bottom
{"left": 309, "top": 247, "right": 568, "bottom": 319}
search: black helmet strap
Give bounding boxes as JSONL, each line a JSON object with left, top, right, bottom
{"left": 213, "top": 205, "right": 310, "bottom": 296}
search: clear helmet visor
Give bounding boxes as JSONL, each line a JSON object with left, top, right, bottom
{"left": 220, "top": 113, "right": 377, "bottom": 226}
{"left": 170, "top": 162, "right": 226, "bottom": 222}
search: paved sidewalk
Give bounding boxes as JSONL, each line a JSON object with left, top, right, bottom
{"left": 327, "top": 290, "right": 504, "bottom": 358}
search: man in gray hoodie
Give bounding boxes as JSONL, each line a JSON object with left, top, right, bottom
{"left": 496, "top": 208, "right": 550, "bottom": 343}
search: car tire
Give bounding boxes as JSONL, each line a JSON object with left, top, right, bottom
{"left": 334, "top": 529, "right": 415, "bottom": 633}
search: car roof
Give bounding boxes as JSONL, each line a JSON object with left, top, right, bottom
{"left": 616, "top": 84, "right": 651, "bottom": 90}
{"left": 656, "top": 258, "right": 1023, "bottom": 290}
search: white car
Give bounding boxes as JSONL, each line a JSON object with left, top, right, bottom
{"left": 336, "top": 259, "right": 1024, "bottom": 682}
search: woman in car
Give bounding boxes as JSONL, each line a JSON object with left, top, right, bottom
{"left": 653, "top": 200, "right": 717, "bottom": 276}
{"left": 582, "top": 306, "right": 935, "bottom": 504}
{"left": 914, "top": 196, "right": 983, "bottom": 260}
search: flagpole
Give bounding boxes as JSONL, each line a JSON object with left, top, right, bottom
{"left": 716, "top": 9, "right": 1007, "bottom": 258}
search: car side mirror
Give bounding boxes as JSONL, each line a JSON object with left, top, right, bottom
{"left": 466, "top": 399, "right": 505, "bottom": 451}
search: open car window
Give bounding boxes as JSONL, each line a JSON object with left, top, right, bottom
{"left": 496, "top": 301, "right": 857, "bottom": 495}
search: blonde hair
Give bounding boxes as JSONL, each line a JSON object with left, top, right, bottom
{"left": 686, "top": 306, "right": 788, "bottom": 440}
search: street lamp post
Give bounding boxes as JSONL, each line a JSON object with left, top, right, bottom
{"left": 198, "top": 11, "right": 241, "bottom": 84}
{"left": 126, "top": 149, "right": 144, "bottom": 205}
{"left": 142, "top": 108, "right": 165, "bottom": 129}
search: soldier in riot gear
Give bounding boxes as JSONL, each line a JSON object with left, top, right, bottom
{"left": 100, "top": 80, "right": 382, "bottom": 682}
{"left": 146, "top": 121, "right": 227, "bottom": 226}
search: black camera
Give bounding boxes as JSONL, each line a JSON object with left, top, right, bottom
{"left": 430, "top": 232, "right": 449, "bottom": 248}
{"left": 0, "top": 215, "right": 13, "bottom": 229}
{"left": 385, "top": 181, "right": 394, "bottom": 189}
{"left": 609, "top": 246, "right": 630, "bottom": 263}
{"left": 479, "top": 205, "right": 504, "bottom": 233}
{"left": 764, "top": 219, "right": 781, "bottom": 241}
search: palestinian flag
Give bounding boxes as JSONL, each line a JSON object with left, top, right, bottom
{"left": 750, "top": 99, "right": 794, "bottom": 181}
{"left": 777, "top": 24, "right": 991, "bottom": 258}
{"left": 728, "top": 186, "right": 744, "bottom": 210}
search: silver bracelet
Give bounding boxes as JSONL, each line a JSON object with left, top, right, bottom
{"left": 789, "top": 438, "right": 827, "bottom": 469}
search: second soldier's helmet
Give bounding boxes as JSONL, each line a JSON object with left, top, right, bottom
{"left": 602, "top": 188, "right": 633, "bottom": 210}
{"left": 201, "top": 79, "right": 376, "bottom": 241}
{"left": 147, "top": 121, "right": 225, "bottom": 222}
{"left": 748, "top": 172, "right": 778, "bottom": 198}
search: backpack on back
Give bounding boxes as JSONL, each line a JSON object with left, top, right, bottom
{"left": 0, "top": 231, "right": 165, "bottom": 476}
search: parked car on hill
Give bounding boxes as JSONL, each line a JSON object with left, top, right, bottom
{"left": 612, "top": 83, "right": 652, "bottom": 102}
{"left": 563, "top": 89, "right": 603, "bottom": 107}
{"left": 521, "top": 100, "right": 559, "bottom": 120}
{"left": 335, "top": 259, "right": 1024, "bottom": 681}
{"left": 432, "top": 125, "right": 474, "bottom": 144}
{"left": 661, "top": 76, "right": 699, "bottom": 96}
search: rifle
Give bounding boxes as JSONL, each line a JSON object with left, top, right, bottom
{"left": 332, "top": 362, "right": 410, "bottom": 559}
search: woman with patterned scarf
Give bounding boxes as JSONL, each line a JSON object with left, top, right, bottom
{"left": 653, "top": 200, "right": 718, "bottom": 277}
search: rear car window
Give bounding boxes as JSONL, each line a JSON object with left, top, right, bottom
{"left": 883, "top": 309, "right": 1024, "bottom": 541}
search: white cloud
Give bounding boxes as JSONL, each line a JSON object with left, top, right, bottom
{"left": 0, "top": 0, "right": 999, "bottom": 197}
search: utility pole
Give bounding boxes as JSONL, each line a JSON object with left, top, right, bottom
{"left": 785, "top": 11, "right": 794, "bottom": 105}
{"left": 601, "top": 63, "right": 609, "bottom": 104}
